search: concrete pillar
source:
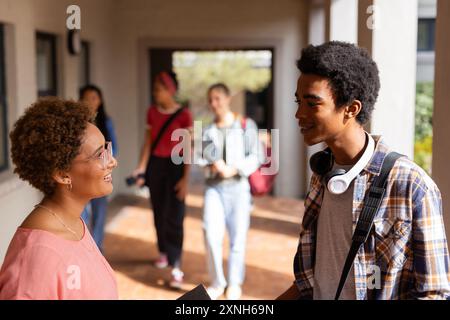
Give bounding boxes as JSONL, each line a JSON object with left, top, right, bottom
{"left": 432, "top": 0, "right": 450, "bottom": 243}
{"left": 308, "top": 0, "right": 326, "bottom": 46}
{"left": 325, "top": 0, "right": 358, "bottom": 43}
{"left": 357, "top": 0, "right": 418, "bottom": 159}
{"left": 304, "top": 0, "right": 326, "bottom": 191}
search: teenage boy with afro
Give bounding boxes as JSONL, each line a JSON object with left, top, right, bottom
{"left": 278, "top": 41, "right": 450, "bottom": 300}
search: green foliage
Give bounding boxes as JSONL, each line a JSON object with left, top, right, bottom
{"left": 414, "top": 135, "right": 433, "bottom": 175}
{"left": 173, "top": 51, "right": 272, "bottom": 121}
{"left": 414, "top": 82, "right": 434, "bottom": 174}
{"left": 415, "top": 82, "right": 434, "bottom": 141}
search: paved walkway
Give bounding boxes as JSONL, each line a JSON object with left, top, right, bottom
{"left": 102, "top": 181, "right": 304, "bottom": 300}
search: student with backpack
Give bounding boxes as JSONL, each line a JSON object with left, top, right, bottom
{"left": 277, "top": 41, "right": 450, "bottom": 300}
{"left": 198, "top": 83, "right": 260, "bottom": 300}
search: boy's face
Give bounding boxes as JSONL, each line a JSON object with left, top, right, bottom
{"left": 295, "top": 73, "right": 348, "bottom": 146}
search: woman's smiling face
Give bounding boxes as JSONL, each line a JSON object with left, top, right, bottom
{"left": 208, "top": 88, "right": 231, "bottom": 118}
{"left": 295, "top": 73, "right": 348, "bottom": 146}
{"left": 66, "top": 123, "right": 117, "bottom": 200}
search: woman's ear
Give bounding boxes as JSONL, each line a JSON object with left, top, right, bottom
{"left": 344, "top": 100, "right": 362, "bottom": 120}
{"left": 52, "top": 171, "right": 72, "bottom": 187}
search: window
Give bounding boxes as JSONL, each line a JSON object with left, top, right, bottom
{"left": 36, "top": 32, "right": 57, "bottom": 97}
{"left": 79, "top": 41, "right": 90, "bottom": 88}
{"left": 417, "top": 18, "right": 435, "bottom": 52}
{"left": 0, "top": 24, "right": 8, "bottom": 172}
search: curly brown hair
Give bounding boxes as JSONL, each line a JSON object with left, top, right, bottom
{"left": 10, "top": 98, "right": 94, "bottom": 196}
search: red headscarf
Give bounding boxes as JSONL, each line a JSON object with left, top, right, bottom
{"left": 156, "top": 71, "right": 177, "bottom": 96}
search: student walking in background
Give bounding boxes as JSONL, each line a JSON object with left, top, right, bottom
{"left": 198, "top": 83, "right": 260, "bottom": 300}
{"left": 132, "top": 71, "right": 193, "bottom": 289}
{"left": 0, "top": 98, "right": 118, "bottom": 299}
{"left": 79, "top": 85, "right": 118, "bottom": 253}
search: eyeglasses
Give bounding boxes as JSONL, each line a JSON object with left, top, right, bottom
{"left": 94, "top": 141, "right": 113, "bottom": 169}
{"left": 75, "top": 141, "right": 114, "bottom": 169}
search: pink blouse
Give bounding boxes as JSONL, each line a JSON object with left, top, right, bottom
{"left": 0, "top": 220, "right": 118, "bottom": 300}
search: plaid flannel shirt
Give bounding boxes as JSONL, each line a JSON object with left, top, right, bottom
{"left": 293, "top": 136, "right": 450, "bottom": 299}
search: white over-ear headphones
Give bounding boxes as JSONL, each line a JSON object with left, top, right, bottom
{"left": 309, "top": 132, "right": 375, "bottom": 195}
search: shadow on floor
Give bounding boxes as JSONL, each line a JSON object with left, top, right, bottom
{"left": 104, "top": 231, "right": 293, "bottom": 300}
{"left": 109, "top": 194, "right": 302, "bottom": 238}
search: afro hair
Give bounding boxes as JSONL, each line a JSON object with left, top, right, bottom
{"left": 297, "top": 41, "right": 380, "bottom": 125}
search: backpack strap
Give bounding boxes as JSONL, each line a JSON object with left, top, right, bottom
{"left": 334, "top": 151, "right": 403, "bottom": 300}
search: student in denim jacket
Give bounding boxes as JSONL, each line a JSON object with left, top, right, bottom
{"left": 197, "top": 83, "right": 260, "bottom": 300}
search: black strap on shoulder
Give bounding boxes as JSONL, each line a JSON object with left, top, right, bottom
{"left": 150, "top": 107, "right": 184, "bottom": 155}
{"left": 334, "top": 151, "right": 403, "bottom": 300}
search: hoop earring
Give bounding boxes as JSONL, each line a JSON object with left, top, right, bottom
{"left": 67, "top": 182, "right": 73, "bottom": 191}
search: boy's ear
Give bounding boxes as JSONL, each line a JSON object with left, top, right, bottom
{"left": 345, "top": 100, "right": 362, "bottom": 120}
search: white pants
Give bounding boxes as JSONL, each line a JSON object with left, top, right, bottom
{"left": 203, "top": 179, "right": 252, "bottom": 288}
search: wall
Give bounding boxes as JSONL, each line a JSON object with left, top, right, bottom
{"left": 432, "top": 0, "right": 450, "bottom": 246}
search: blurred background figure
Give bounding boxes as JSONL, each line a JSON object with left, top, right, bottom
{"left": 80, "top": 84, "right": 118, "bottom": 253}
{"left": 132, "top": 71, "right": 193, "bottom": 289}
{"left": 198, "top": 83, "right": 260, "bottom": 300}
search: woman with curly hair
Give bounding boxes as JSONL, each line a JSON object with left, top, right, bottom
{"left": 0, "top": 98, "right": 119, "bottom": 300}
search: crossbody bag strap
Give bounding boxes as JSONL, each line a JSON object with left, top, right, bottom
{"left": 334, "top": 151, "right": 403, "bottom": 300}
{"left": 150, "top": 107, "right": 185, "bottom": 155}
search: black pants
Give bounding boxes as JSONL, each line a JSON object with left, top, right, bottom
{"left": 146, "top": 155, "right": 185, "bottom": 268}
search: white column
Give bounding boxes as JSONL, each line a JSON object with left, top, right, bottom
{"left": 325, "top": 0, "right": 358, "bottom": 43}
{"left": 304, "top": 0, "right": 327, "bottom": 191}
{"left": 308, "top": 0, "right": 326, "bottom": 46}
{"left": 432, "top": 0, "right": 450, "bottom": 243}
{"left": 303, "top": 0, "right": 358, "bottom": 192}
{"left": 358, "top": 0, "right": 418, "bottom": 159}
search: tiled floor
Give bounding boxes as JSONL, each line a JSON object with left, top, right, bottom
{"left": 102, "top": 181, "right": 304, "bottom": 300}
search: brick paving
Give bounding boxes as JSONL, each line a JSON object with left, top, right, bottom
{"left": 102, "top": 179, "right": 304, "bottom": 300}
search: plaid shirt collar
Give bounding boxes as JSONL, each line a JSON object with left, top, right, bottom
{"left": 363, "top": 135, "right": 390, "bottom": 176}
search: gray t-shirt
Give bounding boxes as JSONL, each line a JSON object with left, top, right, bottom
{"left": 313, "top": 162, "right": 356, "bottom": 300}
